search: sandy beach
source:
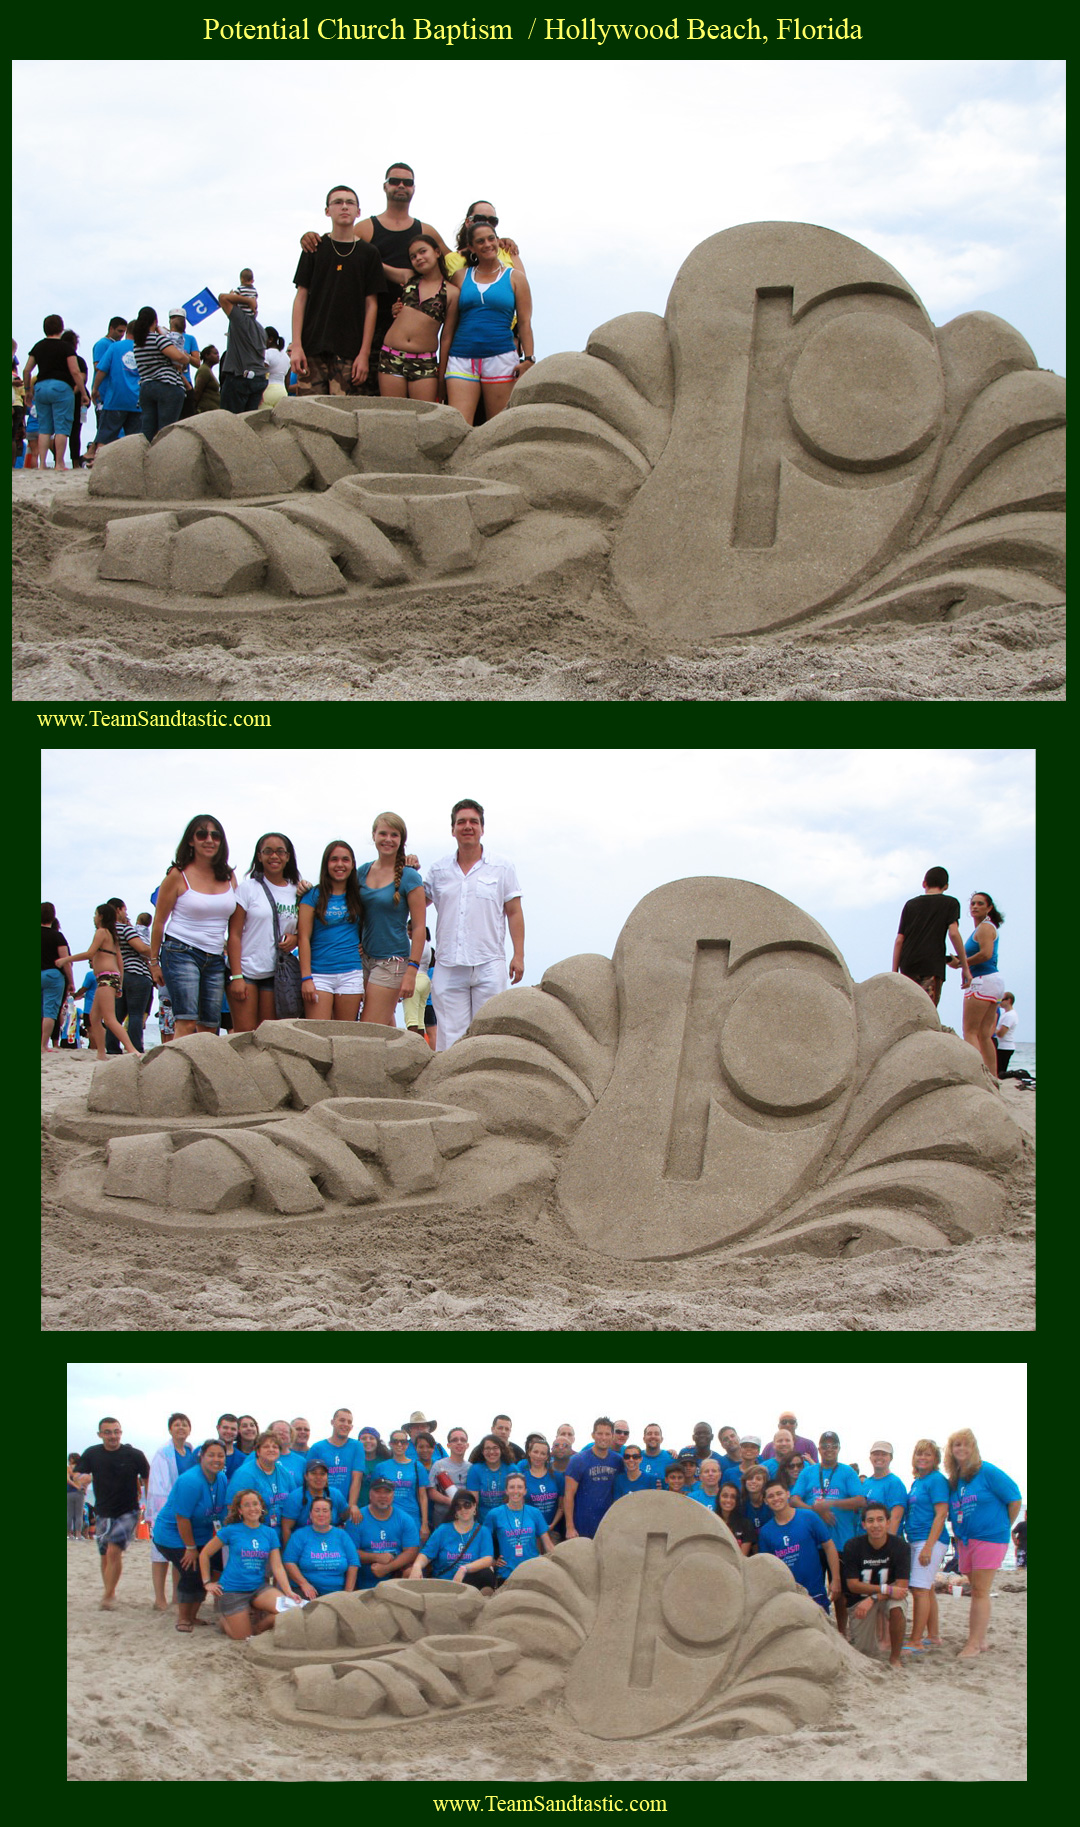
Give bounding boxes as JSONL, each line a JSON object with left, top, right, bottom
{"left": 65, "top": 1536, "right": 1026, "bottom": 1783}
{"left": 14, "top": 475, "right": 1065, "bottom": 701}
{"left": 42, "top": 1050, "right": 1035, "bottom": 1333}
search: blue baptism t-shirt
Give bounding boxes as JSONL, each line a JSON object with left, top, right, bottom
{"left": 306, "top": 1438, "right": 361, "bottom": 1498}
{"left": 513, "top": 1467, "right": 565, "bottom": 1523}
{"left": 640, "top": 1449, "right": 674, "bottom": 1482}
{"left": 279, "top": 1485, "right": 349, "bottom": 1528}
{"left": 686, "top": 1482, "right": 723, "bottom": 1509}
{"left": 566, "top": 1448, "right": 624, "bottom": 1537}
{"left": 215, "top": 1522, "right": 281, "bottom": 1592}
{"left": 373, "top": 1458, "right": 427, "bottom": 1520}
{"left": 906, "top": 1470, "right": 951, "bottom": 1544}
{"left": 424, "top": 1521, "right": 495, "bottom": 1581}
{"left": 224, "top": 1460, "right": 296, "bottom": 1528}
{"left": 613, "top": 1469, "right": 664, "bottom": 1498}
{"left": 466, "top": 1462, "right": 512, "bottom": 1515}
{"left": 278, "top": 1450, "right": 309, "bottom": 1484}
{"left": 153, "top": 1466, "right": 228, "bottom": 1548}
{"left": 300, "top": 889, "right": 362, "bottom": 972}
{"left": 285, "top": 1525, "right": 360, "bottom": 1594}
{"left": 350, "top": 1506, "right": 421, "bottom": 1586}
{"left": 791, "top": 1462, "right": 864, "bottom": 1548}
{"left": 759, "top": 1508, "right": 831, "bottom": 1600}
{"left": 949, "top": 1463, "right": 1022, "bottom": 1544}
{"left": 487, "top": 1502, "right": 548, "bottom": 1577}
{"left": 862, "top": 1472, "right": 910, "bottom": 1534}
{"left": 357, "top": 862, "right": 424, "bottom": 959}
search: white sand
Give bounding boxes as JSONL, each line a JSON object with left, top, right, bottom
{"left": 66, "top": 1539, "right": 1026, "bottom": 1782}
{"left": 13, "top": 475, "right": 1066, "bottom": 701}
{"left": 42, "top": 1052, "right": 1035, "bottom": 1332}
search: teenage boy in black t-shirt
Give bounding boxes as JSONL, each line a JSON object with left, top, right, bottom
{"left": 73, "top": 1418, "right": 151, "bottom": 1609}
{"left": 841, "top": 1500, "right": 911, "bottom": 1666}
{"left": 892, "top": 865, "right": 971, "bottom": 1007}
{"left": 290, "top": 185, "right": 386, "bottom": 396}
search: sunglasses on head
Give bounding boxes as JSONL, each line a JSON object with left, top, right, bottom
{"left": 471, "top": 214, "right": 499, "bottom": 227}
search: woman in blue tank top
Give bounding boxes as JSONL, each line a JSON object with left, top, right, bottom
{"left": 949, "top": 890, "right": 1006, "bottom": 1077}
{"left": 442, "top": 220, "right": 534, "bottom": 426}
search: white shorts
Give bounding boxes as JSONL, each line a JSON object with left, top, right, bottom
{"left": 311, "top": 970, "right": 365, "bottom": 994}
{"left": 965, "top": 971, "right": 1005, "bottom": 1003}
{"left": 907, "top": 1537, "right": 948, "bottom": 1588}
{"left": 445, "top": 350, "right": 518, "bottom": 383}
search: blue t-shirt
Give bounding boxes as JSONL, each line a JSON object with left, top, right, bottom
{"left": 743, "top": 1499, "right": 770, "bottom": 1538}
{"left": 424, "top": 1521, "right": 495, "bottom": 1581}
{"left": 487, "top": 1502, "right": 548, "bottom": 1577}
{"left": 513, "top": 1466, "right": 565, "bottom": 1523}
{"left": 686, "top": 1482, "right": 723, "bottom": 1510}
{"left": 224, "top": 1460, "right": 296, "bottom": 1529}
{"left": 722, "top": 1457, "right": 778, "bottom": 1489}
{"left": 215, "top": 1522, "right": 281, "bottom": 1593}
{"left": 279, "top": 1485, "right": 349, "bottom": 1529}
{"left": 949, "top": 1463, "right": 1022, "bottom": 1544}
{"left": 640, "top": 1449, "right": 674, "bottom": 1482}
{"left": 153, "top": 1466, "right": 228, "bottom": 1548}
{"left": 759, "top": 1508, "right": 831, "bottom": 1600}
{"left": 466, "top": 1461, "right": 512, "bottom": 1515}
{"left": 565, "top": 1448, "right": 624, "bottom": 1537}
{"left": 906, "top": 1471, "right": 951, "bottom": 1545}
{"left": 350, "top": 1505, "right": 421, "bottom": 1586}
{"left": 306, "top": 1438, "right": 361, "bottom": 1498}
{"left": 613, "top": 1469, "right": 664, "bottom": 1498}
{"left": 791, "top": 1462, "right": 864, "bottom": 1548}
{"left": 284, "top": 1525, "right": 360, "bottom": 1594}
{"left": 862, "top": 1472, "right": 909, "bottom": 1535}
{"left": 95, "top": 338, "right": 140, "bottom": 411}
{"left": 373, "top": 1458, "right": 426, "bottom": 1520}
{"left": 357, "top": 862, "right": 424, "bottom": 960}
{"left": 300, "top": 888, "right": 362, "bottom": 973}
{"left": 278, "top": 1450, "right": 309, "bottom": 1484}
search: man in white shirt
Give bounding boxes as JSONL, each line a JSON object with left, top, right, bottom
{"left": 427, "top": 798, "right": 524, "bottom": 1051}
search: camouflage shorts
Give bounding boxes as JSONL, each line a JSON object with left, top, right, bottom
{"left": 296, "top": 352, "right": 363, "bottom": 395}
{"left": 378, "top": 344, "right": 439, "bottom": 382}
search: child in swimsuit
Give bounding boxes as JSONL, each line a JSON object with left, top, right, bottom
{"left": 377, "top": 235, "right": 459, "bottom": 403}
{"left": 67, "top": 904, "right": 139, "bottom": 1059}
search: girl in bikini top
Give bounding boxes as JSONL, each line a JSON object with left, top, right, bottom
{"left": 400, "top": 273, "right": 447, "bottom": 323}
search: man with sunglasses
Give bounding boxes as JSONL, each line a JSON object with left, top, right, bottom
{"left": 300, "top": 164, "right": 449, "bottom": 387}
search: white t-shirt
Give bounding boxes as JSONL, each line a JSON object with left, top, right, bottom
{"left": 995, "top": 1007, "right": 1018, "bottom": 1046}
{"left": 426, "top": 849, "right": 521, "bottom": 965}
{"left": 264, "top": 345, "right": 291, "bottom": 383}
{"left": 234, "top": 876, "right": 299, "bottom": 978}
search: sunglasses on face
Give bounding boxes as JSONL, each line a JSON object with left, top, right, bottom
{"left": 193, "top": 827, "right": 221, "bottom": 840}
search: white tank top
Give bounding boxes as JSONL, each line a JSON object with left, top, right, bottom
{"left": 165, "top": 871, "right": 237, "bottom": 950}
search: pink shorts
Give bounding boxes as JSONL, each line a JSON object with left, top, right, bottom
{"left": 956, "top": 1538, "right": 1008, "bottom": 1573}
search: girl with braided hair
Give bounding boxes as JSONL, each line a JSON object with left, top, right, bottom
{"left": 357, "top": 813, "right": 428, "bottom": 1026}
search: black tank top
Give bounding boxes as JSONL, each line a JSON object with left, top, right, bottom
{"left": 368, "top": 216, "right": 423, "bottom": 318}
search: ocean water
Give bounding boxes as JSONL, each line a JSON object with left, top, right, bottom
{"left": 1005, "top": 1042, "right": 1036, "bottom": 1077}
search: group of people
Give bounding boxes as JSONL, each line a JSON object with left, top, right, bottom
{"left": 17, "top": 160, "right": 534, "bottom": 472}
{"left": 70, "top": 1405, "right": 1023, "bottom": 1665}
{"left": 42, "top": 797, "right": 522, "bottom": 1059}
{"left": 893, "top": 866, "right": 1020, "bottom": 1078}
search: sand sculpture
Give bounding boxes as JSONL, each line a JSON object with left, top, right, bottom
{"left": 246, "top": 1494, "right": 845, "bottom": 1738}
{"left": 50, "top": 877, "right": 1026, "bottom": 1259}
{"left": 49, "top": 222, "right": 1063, "bottom": 635}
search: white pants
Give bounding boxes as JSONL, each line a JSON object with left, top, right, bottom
{"left": 432, "top": 959, "right": 508, "bottom": 1050}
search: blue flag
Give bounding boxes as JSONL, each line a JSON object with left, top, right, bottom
{"left": 183, "top": 286, "right": 219, "bottom": 325}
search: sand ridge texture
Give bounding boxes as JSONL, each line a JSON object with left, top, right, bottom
{"left": 42, "top": 1052, "right": 1035, "bottom": 1332}
{"left": 13, "top": 480, "right": 1065, "bottom": 701}
{"left": 65, "top": 1540, "right": 1027, "bottom": 1782}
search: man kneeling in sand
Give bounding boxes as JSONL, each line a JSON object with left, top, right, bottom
{"left": 841, "top": 1500, "right": 911, "bottom": 1669}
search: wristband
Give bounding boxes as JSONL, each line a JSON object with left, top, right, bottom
{"left": 229, "top": 974, "right": 244, "bottom": 982}
{"left": 301, "top": 975, "right": 314, "bottom": 982}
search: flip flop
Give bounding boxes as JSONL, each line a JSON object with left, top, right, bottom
{"left": 901, "top": 1644, "right": 926, "bottom": 1656}
{"left": 175, "top": 1621, "right": 194, "bottom": 1633}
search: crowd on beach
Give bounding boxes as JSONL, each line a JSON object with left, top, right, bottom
{"left": 68, "top": 1404, "right": 1025, "bottom": 1669}
{"left": 42, "top": 810, "right": 1022, "bottom": 1092}
{"left": 15, "top": 161, "right": 533, "bottom": 471}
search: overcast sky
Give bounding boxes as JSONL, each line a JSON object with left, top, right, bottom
{"left": 13, "top": 60, "right": 1064, "bottom": 376}
{"left": 67, "top": 1358, "right": 1027, "bottom": 1498}
{"left": 41, "top": 746, "right": 1035, "bottom": 1036}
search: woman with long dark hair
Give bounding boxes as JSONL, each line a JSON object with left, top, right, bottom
{"left": 227, "top": 831, "right": 304, "bottom": 1031}
{"left": 949, "top": 891, "right": 1007, "bottom": 1076}
{"left": 357, "top": 812, "right": 427, "bottom": 1026}
{"left": 466, "top": 1434, "right": 517, "bottom": 1518}
{"left": 377, "top": 236, "right": 459, "bottom": 403}
{"left": 41, "top": 901, "right": 73, "bottom": 1054}
{"left": 129, "top": 305, "right": 193, "bottom": 439}
{"left": 150, "top": 816, "right": 237, "bottom": 1040}
{"left": 67, "top": 905, "right": 139, "bottom": 1058}
{"left": 717, "top": 1481, "right": 755, "bottom": 1556}
{"left": 442, "top": 221, "right": 534, "bottom": 426}
{"left": 297, "top": 839, "right": 365, "bottom": 1021}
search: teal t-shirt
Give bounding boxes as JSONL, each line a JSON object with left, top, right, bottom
{"left": 357, "top": 863, "right": 424, "bottom": 960}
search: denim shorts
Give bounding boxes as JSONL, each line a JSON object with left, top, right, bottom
{"left": 34, "top": 379, "right": 75, "bottom": 435}
{"left": 159, "top": 935, "right": 226, "bottom": 1025}
{"left": 41, "top": 966, "right": 67, "bottom": 1019}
